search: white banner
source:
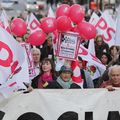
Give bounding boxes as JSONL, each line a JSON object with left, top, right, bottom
{"left": 0, "top": 89, "right": 120, "bottom": 120}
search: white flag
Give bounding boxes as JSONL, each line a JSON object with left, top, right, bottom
{"left": 0, "top": 27, "right": 25, "bottom": 84}
{"left": 27, "top": 13, "right": 41, "bottom": 33}
{"left": 115, "top": 6, "right": 120, "bottom": 45}
{"left": 88, "top": 39, "right": 96, "bottom": 55}
{"left": 47, "top": 6, "right": 55, "bottom": 18}
{"left": 0, "top": 10, "right": 11, "bottom": 33}
{"left": 78, "top": 45, "right": 106, "bottom": 70}
{"left": 89, "top": 12, "right": 100, "bottom": 26}
{"left": 95, "top": 10, "right": 116, "bottom": 46}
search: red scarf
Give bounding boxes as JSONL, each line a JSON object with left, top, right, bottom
{"left": 38, "top": 73, "right": 53, "bottom": 88}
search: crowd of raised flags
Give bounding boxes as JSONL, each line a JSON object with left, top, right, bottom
{"left": 0, "top": 4, "right": 120, "bottom": 100}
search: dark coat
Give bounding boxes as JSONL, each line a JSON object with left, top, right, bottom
{"left": 95, "top": 42, "right": 109, "bottom": 60}
{"left": 31, "top": 74, "right": 56, "bottom": 88}
{"left": 45, "top": 81, "right": 81, "bottom": 89}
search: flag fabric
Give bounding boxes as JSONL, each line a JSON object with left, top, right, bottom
{"left": 0, "top": 78, "right": 17, "bottom": 98}
{"left": 27, "top": 13, "right": 41, "bottom": 33}
{"left": 88, "top": 39, "right": 96, "bottom": 55}
{"left": 89, "top": 12, "right": 100, "bottom": 26}
{"left": 115, "top": 6, "right": 120, "bottom": 45}
{"left": 47, "top": 6, "right": 55, "bottom": 18}
{"left": 0, "top": 10, "right": 11, "bottom": 33}
{"left": 88, "top": 13, "right": 97, "bottom": 55}
{"left": 9, "top": 47, "right": 30, "bottom": 89}
{"left": 71, "top": 60, "right": 82, "bottom": 83}
{"left": 95, "top": 10, "right": 116, "bottom": 46}
{"left": 78, "top": 44, "right": 106, "bottom": 70}
{"left": 89, "top": 11, "right": 116, "bottom": 46}
{"left": 0, "top": 27, "right": 29, "bottom": 97}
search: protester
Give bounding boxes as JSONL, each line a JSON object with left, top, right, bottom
{"left": 100, "top": 52, "right": 112, "bottom": 67}
{"left": 31, "top": 58, "right": 56, "bottom": 88}
{"left": 45, "top": 65, "right": 81, "bottom": 89}
{"left": 31, "top": 47, "right": 41, "bottom": 78}
{"left": 40, "top": 35, "right": 54, "bottom": 61}
{"left": 94, "top": 35, "right": 109, "bottom": 60}
{"left": 100, "top": 65, "right": 120, "bottom": 91}
{"left": 78, "top": 56, "right": 94, "bottom": 88}
{"left": 109, "top": 45, "right": 119, "bottom": 59}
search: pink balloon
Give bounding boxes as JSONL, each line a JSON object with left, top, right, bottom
{"left": 27, "top": 30, "right": 46, "bottom": 46}
{"left": 56, "top": 16, "right": 72, "bottom": 32}
{"left": 69, "top": 4, "right": 85, "bottom": 24}
{"left": 11, "top": 18, "right": 27, "bottom": 37}
{"left": 41, "top": 17, "right": 57, "bottom": 33}
{"left": 77, "top": 22, "right": 97, "bottom": 40}
{"left": 56, "top": 4, "right": 70, "bottom": 17}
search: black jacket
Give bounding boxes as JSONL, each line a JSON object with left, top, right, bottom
{"left": 45, "top": 81, "right": 81, "bottom": 89}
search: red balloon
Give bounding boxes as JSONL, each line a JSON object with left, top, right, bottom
{"left": 41, "top": 17, "right": 57, "bottom": 33}
{"left": 77, "top": 22, "right": 97, "bottom": 40}
{"left": 56, "top": 16, "right": 72, "bottom": 32}
{"left": 56, "top": 4, "right": 70, "bottom": 17}
{"left": 71, "top": 25, "right": 79, "bottom": 33}
{"left": 11, "top": 18, "right": 27, "bottom": 37}
{"left": 69, "top": 4, "right": 85, "bottom": 24}
{"left": 27, "top": 30, "right": 46, "bottom": 46}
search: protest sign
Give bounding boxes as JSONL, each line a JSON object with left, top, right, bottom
{"left": 57, "top": 32, "right": 80, "bottom": 60}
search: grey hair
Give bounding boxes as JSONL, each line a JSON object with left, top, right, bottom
{"left": 31, "top": 47, "right": 41, "bottom": 55}
{"left": 108, "top": 65, "right": 120, "bottom": 79}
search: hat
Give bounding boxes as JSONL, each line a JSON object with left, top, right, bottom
{"left": 78, "top": 56, "right": 83, "bottom": 61}
{"left": 60, "top": 65, "right": 73, "bottom": 75}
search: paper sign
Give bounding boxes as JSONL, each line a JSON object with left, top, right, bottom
{"left": 57, "top": 32, "right": 80, "bottom": 60}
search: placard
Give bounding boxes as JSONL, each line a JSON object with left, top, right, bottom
{"left": 57, "top": 32, "right": 80, "bottom": 60}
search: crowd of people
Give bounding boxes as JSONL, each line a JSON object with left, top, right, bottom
{"left": 13, "top": 1, "right": 120, "bottom": 92}
{"left": 1, "top": 0, "right": 120, "bottom": 93}
{"left": 27, "top": 35, "right": 120, "bottom": 91}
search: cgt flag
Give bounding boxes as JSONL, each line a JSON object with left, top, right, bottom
{"left": 0, "top": 26, "right": 25, "bottom": 84}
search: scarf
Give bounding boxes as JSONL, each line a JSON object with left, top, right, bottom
{"left": 40, "top": 73, "right": 53, "bottom": 82}
{"left": 56, "top": 77, "right": 73, "bottom": 89}
{"left": 38, "top": 73, "right": 53, "bottom": 88}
